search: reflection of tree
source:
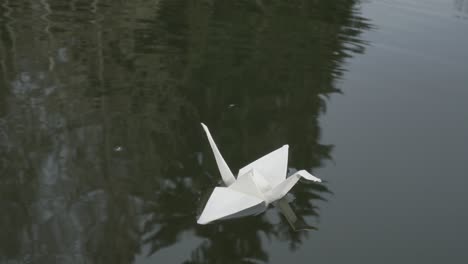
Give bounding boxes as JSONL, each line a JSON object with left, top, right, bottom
{"left": 0, "top": 0, "right": 371, "bottom": 263}
{"left": 141, "top": 0, "right": 371, "bottom": 263}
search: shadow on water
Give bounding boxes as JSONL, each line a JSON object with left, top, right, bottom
{"left": 0, "top": 0, "right": 371, "bottom": 263}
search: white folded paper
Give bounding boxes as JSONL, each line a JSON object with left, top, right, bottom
{"left": 197, "top": 123, "right": 321, "bottom": 225}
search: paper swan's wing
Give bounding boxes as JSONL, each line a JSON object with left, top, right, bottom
{"left": 238, "top": 145, "right": 289, "bottom": 188}
{"left": 201, "top": 123, "right": 236, "bottom": 186}
{"left": 197, "top": 187, "right": 265, "bottom": 224}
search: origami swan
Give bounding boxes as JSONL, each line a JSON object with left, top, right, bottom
{"left": 197, "top": 123, "right": 321, "bottom": 225}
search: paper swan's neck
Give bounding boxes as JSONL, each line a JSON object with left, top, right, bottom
{"left": 201, "top": 123, "right": 236, "bottom": 186}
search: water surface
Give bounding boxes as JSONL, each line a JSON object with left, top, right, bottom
{"left": 0, "top": 0, "right": 467, "bottom": 263}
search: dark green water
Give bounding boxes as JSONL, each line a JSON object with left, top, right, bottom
{"left": 0, "top": 0, "right": 467, "bottom": 263}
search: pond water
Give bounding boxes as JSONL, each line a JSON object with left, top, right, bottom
{"left": 1, "top": 0, "right": 467, "bottom": 263}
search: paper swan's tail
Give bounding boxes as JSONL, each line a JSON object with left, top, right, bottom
{"left": 201, "top": 123, "right": 236, "bottom": 186}
{"left": 266, "top": 170, "right": 321, "bottom": 203}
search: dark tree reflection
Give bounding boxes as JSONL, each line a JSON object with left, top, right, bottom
{"left": 141, "top": 1, "right": 370, "bottom": 263}
{"left": 0, "top": 0, "right": 371, "bottom": 263}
